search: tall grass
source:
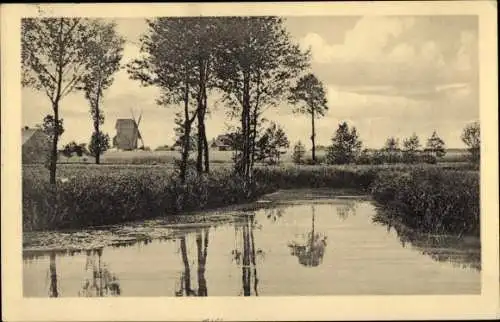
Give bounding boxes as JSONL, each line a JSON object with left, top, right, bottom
{"left": 23, "top": 166, "right": 271, "bottom": 231}
{"left": 371, "top": 166, "right": 480, "bottom": 236}
{"left": 254, "top": 165, "right": 377, "bottom": 191}
{"left": 23, "top": 164, "right": 377, "bottom": 231}
{"left": 23, "top": 164, "right": 480, "bottom": 235}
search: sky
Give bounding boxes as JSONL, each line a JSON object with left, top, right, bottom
{"left": 21, "top": 15, "right": 479, "bottom": 149}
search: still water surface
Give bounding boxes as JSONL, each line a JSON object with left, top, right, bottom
{"left": 23, "top": 191, "right": 480, "bottom": 297}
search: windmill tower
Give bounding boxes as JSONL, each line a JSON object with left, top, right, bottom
{"left": 113, "top": 109, "right": 145, "bottom": 151}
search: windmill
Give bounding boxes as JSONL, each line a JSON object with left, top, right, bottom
{"left": 113, "top": 108, "right": 145, "bottom": 151}
{"left": 130, "top": 108, "right": 145, "bottom": 149}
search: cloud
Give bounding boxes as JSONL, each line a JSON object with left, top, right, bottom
{"left": 21, "top": 16, "right": 479, "bottom": 150}
{"left": 300, "top": 16, "right": 478, "bottom": 99}
{"left": 300, "top": 16, "right": 415, "bottom": 64}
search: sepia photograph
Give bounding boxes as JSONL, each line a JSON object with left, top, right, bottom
{"left": 1, "top": 1, "right": 498, "bottom": 321}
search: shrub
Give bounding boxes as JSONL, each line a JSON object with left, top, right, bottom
{"left": 355, "top": 150, "right": 390, "bottom": 165}
{"left": 326, "top": 122, "right": 362, "bottom": 165}
{"left": 292, "top": 141, "right": 306, "bottom": 164}
{"left": 461, "top": 121, "right": 480, "bottom": 164}
{"left": 371, "top": 167, "right": 480, "bottom": 236}
{"left": 419, "top": 154, "right": 437, "bottom": 164}
{"left": 304, "top": 157, "right": 318, "bottom": 165}
{"left": 253, "top": 165, "right": 378, "bottom": 192}
{"left": 355, "top": 150, "right": 371, "bottom": 165}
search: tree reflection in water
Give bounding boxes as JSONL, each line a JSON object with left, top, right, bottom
{"left": 78, "top": 248, "right": 121, "bottom": 297}
{"left": 48, "top": 251, "right": 58, "bottom": 297}
{"left": 231, "top": 214, "right": 263, "bottom": 296}
{"left": 336, "top": 201, "right": 357, "bottom": 221}
{"left": 265, "top": 207, "right": 284, "bottom": 222}
{"left": 288, "top": 205, "right": 327, "bottom": 267}
{"left": 175, "top": 227, "right": 210, "bottom": 296}
{"left": 372, "top": 210, "right": 481, "bottom": 271}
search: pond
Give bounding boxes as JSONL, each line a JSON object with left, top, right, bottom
{"left": 23, "top": 189, "right": 481, "bottom": 297}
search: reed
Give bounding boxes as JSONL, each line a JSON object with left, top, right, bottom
{"left": 370, "top": 166, "right": 480, "bottom": 236}
{"left": 23, "top": 164, "right": 479, "bottom": 235}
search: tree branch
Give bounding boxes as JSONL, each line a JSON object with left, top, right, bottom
{"left": 60, "top": 64, "right": 86, "bottom": 97}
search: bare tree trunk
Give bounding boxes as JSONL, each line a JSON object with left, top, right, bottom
{"left": 242, "top": 72, "right": 252, "bottom": 183}
{"left": 50, "top": 19, "right": 65, "bottom": 185}
{"left": 250, "top": 105, "right": 258, "bottom": 171}
{"left": 181, "top": 124, "right": 191, "bottom": 183}
{"left": 180, "top": 80, "right": 191, "bottom": 184}
{"left": 202, "top": 111, "right": 210, "bottom": 173}
{"left": 203, "top": 60, "right": 210, "bottom": 173}
{"left": 49, "top": 103, "right": 59, "bottom": 185}
{"left": 196, "top": 111, "right": 204, "bottom": 175}
{"left": 195, "top": 59, "right": 213, "bottom": 174}
{"left": 311, "top": 106, "right": 316, "bottom": 163}
{"left": 195, "top": 59, "right": 204, "bottom": 175}
{"left": 94, "top": 101, "right": 101, "bottom": 165}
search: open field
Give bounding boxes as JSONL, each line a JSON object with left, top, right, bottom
{"left": 58, "top": 149, "right": 235, "bottom": 165}
{"left": 56, "top": 148, "right": 470, "bottom": 165}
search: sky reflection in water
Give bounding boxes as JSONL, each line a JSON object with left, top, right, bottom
{"left": 23, "top": 198, "right": 480, "bottom": 297}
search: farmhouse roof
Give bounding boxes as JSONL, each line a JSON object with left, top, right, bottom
{"left": 22, "top": 128, "right": 39, "bottom": 145}
{"left": 213, "top": 134, "right": 231, "bottom": 145}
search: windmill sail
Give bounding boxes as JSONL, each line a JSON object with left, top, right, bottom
{"left": 132, "top": 109, "right": 145, "bottom": 148}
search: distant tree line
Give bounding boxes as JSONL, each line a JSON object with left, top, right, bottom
{"left": 291, "top": 121, "right": 480, "bottom": 166}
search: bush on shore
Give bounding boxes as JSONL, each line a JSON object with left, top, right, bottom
{"left": 254, "top": 165, "right": 377, "bottom": 191}
{"left": 23, "top": 164, "right": 480, "bottom": 236}
{"left": 370, "top": 166, "right": 480, "bottom": 236}
{"left": 23, "top": 166, "right": 273, "bottom": 231}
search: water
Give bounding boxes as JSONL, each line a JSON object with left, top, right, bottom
{"left": 23, "top": 190, "right": 481, "bottom": 297}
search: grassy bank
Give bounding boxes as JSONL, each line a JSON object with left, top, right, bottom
{"left": 23, "top": 164, "right": 480, "bottom": 235}
{"left": 23, "top": 166, "right": 274, "bottom": 231}
{"left": 371, "top": 167, "right": 480, "bottom": 237}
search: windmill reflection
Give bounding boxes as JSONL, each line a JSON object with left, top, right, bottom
{"left": 288, "top": 205, "right": 327, "bottom": 267}
{"left": 78, "top": 248, "right": 121, "bottom": 297}
{"left": 231, "top": 214, "right": 263, "bottom": 296}
{"left": 175, "top": 227, "right": 210, "bottom": 296}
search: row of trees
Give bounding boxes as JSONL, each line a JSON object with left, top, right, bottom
{"left": 22, "top": 17, "right": 480, "bottom": 186}
{"left": 23, "top": 17, "right": 324, "bottom": 186}
{"left": 127, "top": 17, "right": 316, "bottom": 185}
{"left": 292, "top": 121, "right": 481, "bottom": 165}
{"left": 22, "top": 18, "right": 125, "bottom": 183}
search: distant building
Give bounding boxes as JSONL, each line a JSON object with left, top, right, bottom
{"left": 315, "top": 145, "right": 328, "bottom": 151}
{"left": 22, "top": 126, "right": 50, "bottom": 164}
{"left": 210, "top": 134, "right": 232, "bottom": 151}
{"left": 113, "top": 119, "right": 142, "bottom": 151}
